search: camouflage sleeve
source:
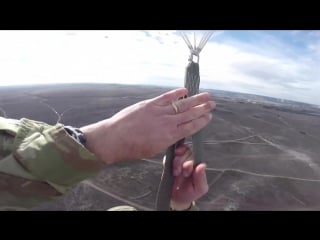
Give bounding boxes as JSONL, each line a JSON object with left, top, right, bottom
{"left": 0, "top": 117, "right": 105, "bottom": 210}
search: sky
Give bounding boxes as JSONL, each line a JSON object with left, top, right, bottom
{"left": 0, "top": 30, "right": 319, "bottom": 105}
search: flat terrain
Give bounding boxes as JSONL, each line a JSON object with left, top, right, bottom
{"left": 1, "top": 83, "right": 320, "bottom": 210}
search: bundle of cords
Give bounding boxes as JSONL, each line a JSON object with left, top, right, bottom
{"left": 155, "top": 31, "right": 214, "bottom": 211}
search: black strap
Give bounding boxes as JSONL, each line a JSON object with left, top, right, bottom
{"left": 64, "top": 126, "right": 87, "bottom": 146}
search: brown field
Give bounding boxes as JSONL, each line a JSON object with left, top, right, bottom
{"left": 1, "top": 83, "right": 320, "bottom": 211}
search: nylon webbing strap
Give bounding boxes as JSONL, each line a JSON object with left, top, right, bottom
{"left": 155, "top": 31, "right": 214, "bottom": 211}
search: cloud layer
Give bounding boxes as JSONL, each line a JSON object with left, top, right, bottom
{"left": 0, "top": 30, "right": 318, "bottom": 105}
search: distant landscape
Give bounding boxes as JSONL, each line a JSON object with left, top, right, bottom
{"left": 1, "top": 83, "right": 320, "bottom": 210}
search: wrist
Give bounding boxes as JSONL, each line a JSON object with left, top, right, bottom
{"left": 80, "top": 119, "right": 129, "bottom": 165}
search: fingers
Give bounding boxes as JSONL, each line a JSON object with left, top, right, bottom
{"left": 153, "top": 88, "right": 188, "bottom": 106}
{"left": 175, "top": 101, "right": 216, "bottom": 123}
{"left": 181, "top": 160, "right": 194, "bottom": 177}
{"left": 174, "top": 161, "right": 209, "bottom": 196}
{"left": 172, "top": 160, "right": 194, "bottom": 192}
{"left": 173, "top": 145, "right": 192, "bottom": 176}
{"left": 176, "top": 112, "right": 212, "bottom": 139}
{"left": 153, "top": 89, "right": 214, "bottom": 116}
{"left": 174, "top": 144, "right": 189, "bottom": 156}
{"left": 193, "top": 163, "right": 209, "bottom": 195}
{"left": 168, "top": 92, "right": 212, "bottom": 114}
{"left": 173, "top": 156, "right": 184, "bottom": 176}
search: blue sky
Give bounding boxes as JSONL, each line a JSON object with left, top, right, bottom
{"left": 0, "top": 30, "right": 319, "bottom": 105}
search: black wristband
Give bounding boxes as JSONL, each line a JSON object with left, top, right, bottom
{"left": 64, "top": 126, "right": 87, "bottom": 146}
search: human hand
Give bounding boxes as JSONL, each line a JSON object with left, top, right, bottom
{"left": 81, "top": 88, "right": 215, "bottom": 164}
{"left": 170, "top": 144, "right": 209, "bottom": 210}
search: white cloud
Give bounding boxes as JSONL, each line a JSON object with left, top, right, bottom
{"left": 199, "top": 32, "right": 320, "bottom": 105}
{"left": 0, "top": 30, "right": 319, "bottom": 105}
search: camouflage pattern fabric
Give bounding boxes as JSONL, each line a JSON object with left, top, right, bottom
{"left": 0, "top": 117, "right": 104, "bottom": 210}
{"left": 0, "top": 117, "right": 199, "bottom": 211}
